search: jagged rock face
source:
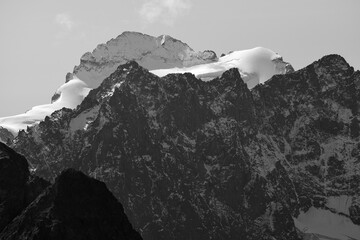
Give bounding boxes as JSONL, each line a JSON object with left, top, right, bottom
{"left": 252, "top": 54, "right": 359, "bottom": 206}
{"left": 0, "top": 143, "right": 49, "bottom": 233}
{"left": 14, "top": 62, "right": 300, "bottom": 240}
{"left": 0, "top": 169, "right": 143, "bottom": 240}
{"left": 72, "top": 32, "right": 218, "bottom": 89}
{"left": 14, "top": 56, "right": 360, "bottom": 239}
{"left": 272, "top": 57, "right": 294, "bottom": 74}
{"left": 0, "top": 127, "right": 14, "bottom": 144}
{"left": 250, "top": 55, "right": 360, "bottom": 239}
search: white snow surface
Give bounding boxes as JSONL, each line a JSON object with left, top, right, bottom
{"left": 151, "top": 47, "right": 290, "bottom": 88}
{"left": 294, "top": 207, "right": 360, "bottom": 240}
{"left": 0, "top": 32, "right": 292, "bottom": 135}
{"left": 69, "top": 105, "right": 100, "bottom": 132}
{"left": 0, "top": 78, "right": 90, "bottom": 135}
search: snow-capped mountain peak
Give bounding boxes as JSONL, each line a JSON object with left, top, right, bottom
{"left": 0, "top": 32, "right": 292, "bottom": 140}
{"left": 73, "top": 31, "right": 218, "bottom": 89}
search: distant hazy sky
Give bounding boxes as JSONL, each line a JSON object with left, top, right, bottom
{"left": 0, "top": 0, "right": 359, "bottom": 117}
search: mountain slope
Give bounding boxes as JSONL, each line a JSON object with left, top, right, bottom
{"left": 13, "top": 55, "right": 360, "bottom": 239}
{"left": 0, "top": 32, "right": 292, "bottom": 137}
{"left": 16, "top": 58, "right": 356, "bottom": 239}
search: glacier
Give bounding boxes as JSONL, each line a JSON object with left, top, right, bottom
{"left": 151, "top": 47, "right": 293, "bottom": 88}
{"left": 0, "top": 78, "right": 90, "bottom": 135}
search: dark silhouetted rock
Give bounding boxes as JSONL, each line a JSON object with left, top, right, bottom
{"left": 0, "top": 169, "right": 143, "bottom": 240}
{"left": 0, "top": 143, "right": 49, "bottom": 233}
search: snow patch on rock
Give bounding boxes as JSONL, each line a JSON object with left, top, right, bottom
{"left": 326, "top": 195, "right": 353, "bottom": 216}
{"left": 69, "top": 105, "right": 101, "bottom": 132}
{"left": 294, "top": 207, "right": 360, "bottom": 240}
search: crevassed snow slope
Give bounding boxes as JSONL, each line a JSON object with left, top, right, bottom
{"left": 0, "top": 78, "right": 90, "bottom": 135}
{"left": 151, "top": 47, "right": 292, "bottom": 89}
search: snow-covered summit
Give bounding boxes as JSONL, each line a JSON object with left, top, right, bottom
{"left": 0, "top": 32, "right": 293, "bottom": 138}
{"left": 72, "top": 31, "right": 218, "bottom": 89}
{"left": 151, "top": 47, "right": 294, "bottom": 88}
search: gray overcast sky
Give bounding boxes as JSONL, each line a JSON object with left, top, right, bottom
{"left": 0, "top": 0, "right": 359, "bottom": 117}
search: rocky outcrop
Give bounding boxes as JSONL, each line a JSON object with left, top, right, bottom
{"left": 272, "top": 56, "right": 294, "bottom": 74}
{"left": 0, "top": 127, "right": 14, "bottom": 144}
{"left": 0, "top": 168, "right": 143, "bottom": 240}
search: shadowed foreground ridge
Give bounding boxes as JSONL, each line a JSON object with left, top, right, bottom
{"left": 13, "top": 55, "right": 360, "bottom": 239}
{"left": 0, "top": 166, "right": 143, "bottom": 240}
{"left": 0, "top": 142, "right": 49, "bottom": 234}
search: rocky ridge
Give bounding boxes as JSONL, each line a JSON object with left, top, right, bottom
{"left": 14, "top": 61, "right": 299, "bottom": 239}
{"left": 0, "top": 127, "right": 14, "bottom": 144}
{"left": 13, "top": 55, "right": 360, "bottom": 239}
